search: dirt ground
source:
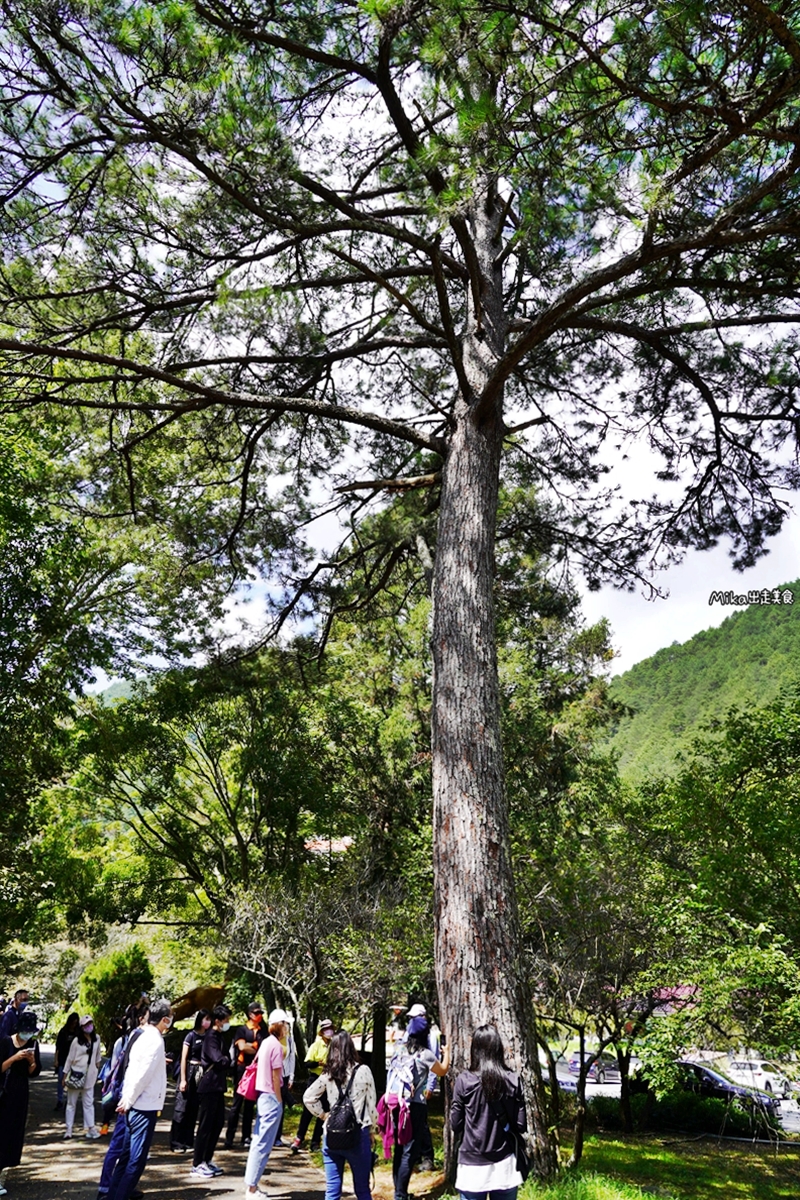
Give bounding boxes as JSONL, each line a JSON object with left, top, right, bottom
{"left": 6, "top": 1045, "right": 327, "bottom": 1200}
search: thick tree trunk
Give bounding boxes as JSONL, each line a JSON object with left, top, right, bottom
{"left": 430, "top": 180, "right": 559, "bottom": 1182}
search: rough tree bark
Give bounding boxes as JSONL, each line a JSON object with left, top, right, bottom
{"left": 431, "top": 174, "right": 559, "bottom": 1179}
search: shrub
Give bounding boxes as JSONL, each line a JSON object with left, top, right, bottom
{"left": 587, "top": 1090, "right": 778, "bottom": 1138}
{"left": 78, "top": 942, "right": 154, "bottom": 1050}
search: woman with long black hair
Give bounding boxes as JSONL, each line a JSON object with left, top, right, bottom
{"left": 53, "top": 1012, "right": 80, "bottom": 1112}
{"left": 303, "top": 1030, "right": 377, "bottom": 1200}
{"left": 449, "top": 1025, "right": 527, "bottom": 1200}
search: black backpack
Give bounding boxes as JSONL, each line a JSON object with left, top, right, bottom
{"left": 325, "top": 1066, "right": 365, "bottom": 1151}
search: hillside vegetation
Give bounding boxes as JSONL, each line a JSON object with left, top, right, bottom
{"left": 607, "top": 579, "right": 800, "bottom": 779}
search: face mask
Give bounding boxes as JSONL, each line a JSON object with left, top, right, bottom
{"left": 251, "top": 1014, "right": 263, "bottom": 1025}
{"left": 83, "top": 1024, "right": 94, "bottom": 1034}
{"left": 18, "top": 1001, "right": 27, "bottom": 1011}
{"left": 201, "top": 1019, "right": 211, "bottom": 1030}
{"left": 18, "top": 1032, "right": 33, "bottom": 1043}
{"left": 221, "top": 1022, "right": 231, "bottom": 1032}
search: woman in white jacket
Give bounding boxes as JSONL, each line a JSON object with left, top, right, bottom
{"left": 63, "top": 1015, "right": 103, "bottom": 1139}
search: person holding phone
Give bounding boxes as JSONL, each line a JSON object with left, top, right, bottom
{"left": 0, "top": 1008, "right": 42, "bottom": 1196}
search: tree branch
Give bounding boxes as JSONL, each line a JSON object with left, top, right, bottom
{"left": 0, "top": 338, "right": 445, "bottom": 453}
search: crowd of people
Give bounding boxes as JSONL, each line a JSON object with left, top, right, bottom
{"left": 0, "top": 988, "right": 529, "bottom": 1200}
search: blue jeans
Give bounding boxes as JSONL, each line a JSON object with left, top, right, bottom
{"left": 97, "top": 1115, "right": 129, "bottom": 1195}
{"left": 244, "top": 1090, "right": 283, "bottom": 1188}
{"left": 323, "top": 1124, "right": 372, "bottom": 1200}
{"left": 459, "top": 1190, "right": 518, "bottom": 1200}
{"left": 106, "top": 1108, "right": 158, "bottom": 1200}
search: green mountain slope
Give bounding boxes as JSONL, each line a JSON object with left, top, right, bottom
{"left": 607, "top": 580, "right": 800, "bottom": 779}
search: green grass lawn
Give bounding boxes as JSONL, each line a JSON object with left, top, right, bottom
{"left": 288, "top": 1086, "right": 800, "bottom": 1200}
{"left": 521, "top": 1134, "right": 800, "bottom": 1200}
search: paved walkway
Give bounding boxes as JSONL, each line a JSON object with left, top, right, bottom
{"left": 8, "top": 1047, "right": 328, "bottom": 1200}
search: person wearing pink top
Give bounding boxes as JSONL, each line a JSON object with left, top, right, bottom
{"left": 242, "top": 1009, "right": 289, "bottom": 1198}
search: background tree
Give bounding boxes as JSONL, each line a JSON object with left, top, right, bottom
{"left": 4, "top": 0, "right": 800, "bottom": 1173}
{"left": 78, "top": 941, "right": 154, "bottom": 1051}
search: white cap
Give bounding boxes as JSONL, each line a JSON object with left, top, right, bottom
{"left": 407, "top": 1004, "right": 426, "bottom": 1017}
{"left": 79, "top": 1014, "right": 94, "bottom": 1027}
{"left": 268, "top": 1008, "right": 291, "bottom": 1025}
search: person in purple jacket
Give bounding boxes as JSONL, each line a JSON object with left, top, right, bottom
{"left": 449, "top": 1026, "right": 527, "bottom": 1200}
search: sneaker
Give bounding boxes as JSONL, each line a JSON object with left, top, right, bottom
{"left": 0, "top": 1185, "right": 7, "bottom": 1197}
{"left": 63, "top": 1132, "right": 73, "bottom": 1140}
{"left": 242, "top": 1138, "right": 251, "bottom": 1148}
{"left": 86, "top": 1127, "right": 101, "bottom": 1139}
{"left": 417, "top": 1159, "right": 435, "bottom": 1171}
{"left": 290, "top": 1137, "right": 302, "bottom": 1152}
{"left": 190, "top": 1164, "right": 214, "bottom": 1178}
{"left": 207, "top": 1163, "right": 224, "bottom": 1176}
{"left": 100, "top": 1124, "right": 109, "bottom": 1136}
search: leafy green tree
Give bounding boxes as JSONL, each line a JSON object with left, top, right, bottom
{"left": 4, "top": 0, "right": 800, "bottom": 1172}
{"left": 643, "top": 688, "right": 800, "bottom": 955}
{"left": 78, "top": 942, "right": 154, "bottom": 1051}
{"left": 68, "top": 656, "right": 342, "bottom": 912}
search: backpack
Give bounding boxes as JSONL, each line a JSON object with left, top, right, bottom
{"left": 326, "top": 1066, "right": 365, "bottom": 1151}
{"left": 103, "top": 1028, "right": 144, "bottom": 1105}
{"left": 386, "top": 1048, "right": 423, "bottom": 1101}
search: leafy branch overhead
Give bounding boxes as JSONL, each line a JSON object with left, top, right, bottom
{"left": 0, "top": 0, "right": 799, "bottom": 593}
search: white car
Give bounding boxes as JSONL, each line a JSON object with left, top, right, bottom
{"left": 726, "top": 1059, "right": 792, "bottom": 1098}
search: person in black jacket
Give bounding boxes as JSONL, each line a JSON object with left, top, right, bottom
{"left": 191, "top": 1005, "right": 232, "bottom": 1180}
{"left": 54, "top": 1012, "right": 80, "bottom": 1111}
{"left": 0, "top": 1008, "right": 41, "bottom": 1196}
{"left": 171, "top": 1008, "right": 211, "bottom": 1151}
{"left": 449, "top": 1026, "right": 527, "bottom": 1200}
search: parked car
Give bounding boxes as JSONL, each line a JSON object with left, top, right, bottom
{"left": 677, "top": 1061, "right": 781, "bottom": 1116}
{"left": 568, "top": 1050, "right": 621, "bottom": 1084}
{"left": 726, "top": 1059, "right": 792, "bottom": 1099}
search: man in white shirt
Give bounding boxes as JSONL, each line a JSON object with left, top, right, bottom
{"left": 105, "top": 998, "right": 173, "bottom": 1200}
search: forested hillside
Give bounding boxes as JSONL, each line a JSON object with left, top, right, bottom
{"left": 608, "top": 581, "right": 800, "bottom": 779}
